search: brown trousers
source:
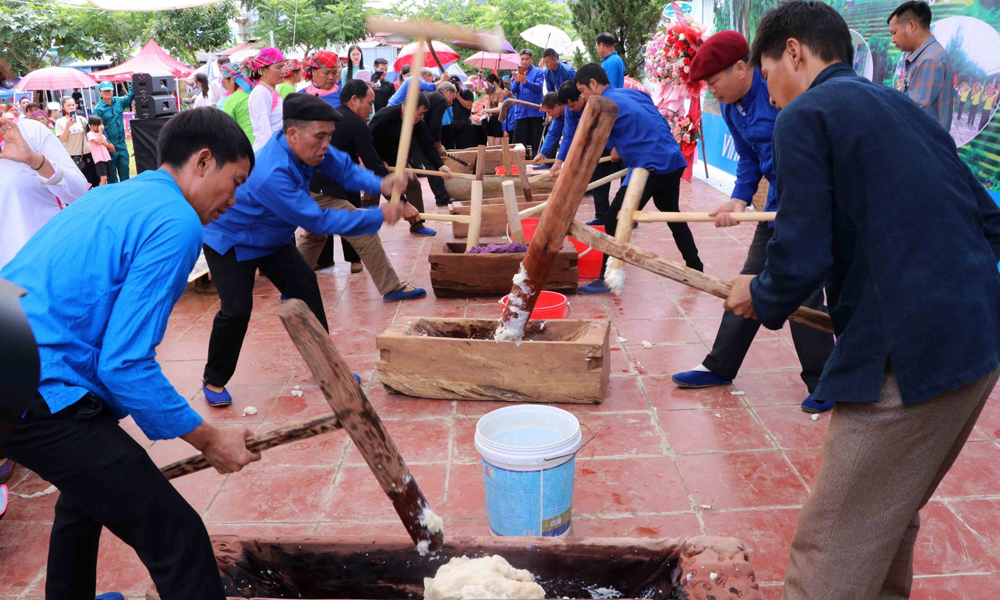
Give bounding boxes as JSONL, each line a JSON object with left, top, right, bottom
{"left": 296, "top": 193, "right": 400, "bottom": 296}
{"left": 783, "top": 364, "right": 1000, "bottom": 600}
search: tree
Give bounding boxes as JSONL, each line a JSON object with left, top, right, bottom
{"left": 485, "top": 0, "right": 574, "bottom": 55}
{"left": 143, "top": 0, "right": 236, "bottom": 64}
{"left": 0, "top": 1, "right": 105, "bottom": 74}
{"left": 570, "top": 0, "right": 666, "bottom": 77}
{"left": 251, "top": 0, "right": 369, "bottom": 56}
{"left": 76, "top": 10, "right": 151, "bottom": 66}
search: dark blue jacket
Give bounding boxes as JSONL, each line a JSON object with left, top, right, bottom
{"left": 510, "top": 65, "right": 545, "bottom": 120}
{"left": 721, "top": 68, "right": 778, "bottom": 216}
{"left": 751, "top": 63, "right": 1000, "bottom": 406}
{"left": 544, "top": 61, "right": 576, "bottom": 94}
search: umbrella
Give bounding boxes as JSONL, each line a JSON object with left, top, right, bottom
{"left": 394, "top": 40, "right": 461, "bottom": 72}
{"left": 13, "top": 67, "right": 97, "bottom": 91}
{"left": 453, "top": 35, "right": 516, "bottom": 53}
{"left": 520, "top": 25, "right": 573, "bottom": 54}
{"left": 465, "top": 52, "right": 521, "bottom": 71}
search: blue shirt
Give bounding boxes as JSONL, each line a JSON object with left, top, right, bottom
{"left": 601, "top": 52, "right": 626, "bottom": 88}
{"left": 720, "top": 68, "right": 779, "bottom": 217}
{"left": 751, "top": 63, "right": 1000, "bottom": 406}
{"left": 510, "top": 65, "right": 545, "bottom": 120}
{"left": 544, "top": 61, "right": 576, "bottom": 94}
{"left": 91, "top": 90, "right": 136, "bottom": 148}
{"left": 203, "top": 132, "right": 385, "bottom": 261}
{"left": 539, "top": 112, "right": 565, "bottom": 158}
{"left": 388, "top": 77, "right": 437, "bottom": 107}
{"left": 602, "top": 87, "right": 687, "bottom": 183}
{"left": 557, "top": 109, "right": 581, "bottom": 162}
{"left": 0, "top": 170, "right": 204, "bottom": 440}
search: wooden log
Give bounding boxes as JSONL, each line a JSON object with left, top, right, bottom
{"left": 449, "top": 197, "right": 545, "bottom": 238}
{"left": 501, "top": 135, "right": 513, "bottom": 179}
{"left": 604, "top": 167, "right": 649, "bottom": 294}
{"left": 443, "top": 144, "right": 526, "bottom": 175}
{"left": 279, "top": 300, "right": 444, "bottom": 552}
{"left": 632, "top": 211, "right": 777, "bottom": 223}
{"left": 160, "top": 414, "right": 342, "bottom": 481}
{"left": 501, "top": 180, "right": 525, "bottom": 244}
{"left": 466, "top": 180, "right": 484, "bottom": 251}
{"left": 429, "top": 242, "right": 578, "bottom": 297}
{"left": 495, "top": 96, "right": 619, "bottom": 343}
{"left": 514, "top": 151, "right": 533, "bottom": 203}
{"left": 518, "top": 168, "right": 631, "bottom": 220}
{"left": 418, "top": 213, "right": 471, "bottom": 224}
{"left": 388, "top": 39, "right": 426, "bottom": 211}
{"left": 366, "top": 18, "right": 504, "bottom": 50}
{"left": 444, "top": 174, "right": 555, "bottom": 200}
{"left": 474, "top": 144, "right": 486, "bottom": 181}
{"left": 566, "top": 221, "right": 835, "bottom": 334}
{"left": 377, "top": 318, "right": 610, "bottom": 403}
{"left": 387, "top": 166, "right": 477, "bottom": 180}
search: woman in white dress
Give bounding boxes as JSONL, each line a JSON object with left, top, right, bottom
{"left": 244, "top": 48, "right": 286, "bottom": 151}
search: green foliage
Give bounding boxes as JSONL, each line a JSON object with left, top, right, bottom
{"left": 253, "top": 0, "right": 369, "bottom": 55}
{"left": 946, "top": 28, "right": 988, "bottom": 83}
{"left": 76, "top": 10, "right": 151, "bottom": 66}
{"left": 569, "top": 0, "right": 667, "bottom": 77}
{"left": 144, "top": 1, "right": 236, "bottom": 64}
{"left": 0, "top": 0, "right": 105, "bottom": 74}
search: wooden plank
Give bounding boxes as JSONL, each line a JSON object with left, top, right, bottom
{"left": 279, "top": 300, "right": 444, "bottom": 552}
{"left": 449, "top": 197, "right": 545, "bottom": 238}
{"left": 466, "top": 181, "right": 484, "bottom": 251}
{"left": 501, "top": 180, "right": 525, "bottom": 244}
{"left": 159, "top": 414, "right": 342, "bottom": 481}
{"left": 444, "top": 175, "right": 556, "bottom": 200}
{"left": 631, "top": 211, "right": 777, "bottom": 223}
{"left": 366, "top": 18, "right": 504, "bottom": 50}
{"left": 514, "top": 151, "right": 533, "bottom": 203}
{"left": 429, "top": 242, "right": 578, "bottom": 297}
{"left": 387, "top": 166, "right": 477, "bottom": 180}
{"left": 567, "top": 221, "right": 835, "bottom": 334}
{"left": 474, "top": 144, "right": 487, "bottom": 181}
{"left": 501, "top": 135, "right": 513, "bottom": 179}
{"left": 495, "top": 96, "right": 619, "bottom": 343}
{"left": 377, "top": 318, "right": 610, "bottom": 403}
{"left": 604, "top": 167, "right": 649, "bottom": 294}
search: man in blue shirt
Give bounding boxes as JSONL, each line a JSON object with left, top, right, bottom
{"left": 91, "top": 80, "right": 135, "bottom": 183}
{"left": 671, "top": 31, "right": 835, "bottom": 413}
{"left": 534, "top": 92, "right": 565, "bottom": 163}
{"left": 724, "top": 4, "right": 1000, "bottom": 596}
{"left": 596, "top": 33, "right": 626, "bottom": 88}
{"left": 510, "top": 49, "right": 546, "bottom": 153}
{"left": 0, "top": 108, "right": 259, "bottom": 600}
{"left": 572, "top": 64, "right": 702, "bottom": 294}
{"left": 387, "top": 65, "right": 444, "bottom": 107}
{"left": 541, "top": 48, "right": 575, "bottom": 93}
{"left": 202, "top": 94, "right": 408, "bottom": 408}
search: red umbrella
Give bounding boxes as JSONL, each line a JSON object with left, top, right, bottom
{"left": 394, "top": 40, "right": 460, "bottom": 72}
{"left": 14, "top": 67, "right": 97, "bottom": 91}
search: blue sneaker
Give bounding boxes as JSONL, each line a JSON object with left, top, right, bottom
{"left": 671, "top": 370, "right": 733, "bottom": 388}
{"left": 95, "top": 594, "right": 125, "bottom": 600}
{"left": 353, "top": 373, "right": 362, "bottom": 383}
{"left": 579, "top": 279, "right": 612, "bottom": 295}
{"left": 586, "top": 218, "right": 604, "bottom": 226}
{"left": 202, "top": 383, "right": 232, "bottom": 408}
{"left": 410, "top": 226, "right": 437, "bottom": 236}
{"left": 801, "top": 394, "right": 833, "bottom": 414}
{"left": 279, "top": 294, "right": 289, "bottom": 303}
{"left": 383, "top": 286, "right": 427, "bottom": 302}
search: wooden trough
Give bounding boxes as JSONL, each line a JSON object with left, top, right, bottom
{"left": 429, "top": 242, "right": 578, "bottom": 297}
{"left": 445, "top": 175, "right": 556, "bottom": 202}
{"left": 376, "top": 317, "right": 610, "bottom": 404}
{"left": 450, "top": 196, "right": 547, "bottom": 238}
{"left": 146, "top": 535, "right": 761, "bottom": 600}
{"left": 443, "top": 143, "right": 527, "bottom": 174}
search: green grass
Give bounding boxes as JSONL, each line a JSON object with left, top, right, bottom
{"left": 126, "top": 138, "right": 137, "bottom": 178}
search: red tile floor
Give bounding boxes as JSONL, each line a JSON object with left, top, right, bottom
{"left": 3, "top": 177, "right": 1000, "bottom": 598}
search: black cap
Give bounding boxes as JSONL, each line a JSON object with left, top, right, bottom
{"left": 283, "top": 92, "right": 342, "bottom": 123}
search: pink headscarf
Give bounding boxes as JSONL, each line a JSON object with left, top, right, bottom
{"left": 246, "top": 47, "right": 285, "bottom": 73}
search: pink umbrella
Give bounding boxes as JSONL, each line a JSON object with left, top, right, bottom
{"left": 464, "top": 52, "right": 521, "bottom": 71}
{"left": 394, "top": 40, "right": 461, "bottom": 72}
{"left": 14, "top": 67, "right": 97, "bottom": 91}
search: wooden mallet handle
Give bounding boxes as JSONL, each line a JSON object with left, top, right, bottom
{"left": 632, "top": 211, "right": 777, "bottom": 223}
{"left": 389, "top": 38, "right": 427, "bottom": 211}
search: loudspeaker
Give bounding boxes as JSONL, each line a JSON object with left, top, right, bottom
{"left": 131, "top": 72, "right": 176, "bottom": 98}
{"left": 130, "top": 115, "right": 171, "bottom": 175}
{"left": 135, "top": 94, "right": 177, "bottom": 120}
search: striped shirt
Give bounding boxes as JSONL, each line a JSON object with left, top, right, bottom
{"left": 901, "top": 36, "right": 953, "bottom": 132}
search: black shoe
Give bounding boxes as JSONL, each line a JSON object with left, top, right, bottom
{"left": 435, "top": 199, "right": 453, "bottom": 207}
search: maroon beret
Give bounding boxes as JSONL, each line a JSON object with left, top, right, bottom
{"left": 689, "top": 31, "right": 750, "bottom": 83}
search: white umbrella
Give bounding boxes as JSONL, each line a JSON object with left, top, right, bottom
{"left": 520, "top": 25, "right": 574, "bottom": 54}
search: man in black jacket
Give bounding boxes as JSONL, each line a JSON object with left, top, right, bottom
{"left": 420, "top": 83, "right": 457, "bottom": 206}
{"left": 369, "top": 93, "right": 454, "bottom": 212}
{"left": 372, "top": 58, "right": 394, "bottom": 112}
{"left": 297, "top": 80, "right": 427, "bottom": 302}
{"left": 449, "top": 77, "right": 476, "bottom": 150}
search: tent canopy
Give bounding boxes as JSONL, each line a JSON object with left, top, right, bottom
{"left": 92, "top": 40, "right": 194, "bottom": 83}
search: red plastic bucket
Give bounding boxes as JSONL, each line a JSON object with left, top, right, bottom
{"left": 495, "top": 165, "right": 519, "bottom": 176}
{"left": 499, "top": 290, "right": 570, "bottom": 320}
{"left": 521, "top": 218, "right": 605, "bottom": 280}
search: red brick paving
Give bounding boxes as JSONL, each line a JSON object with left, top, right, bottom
{"left": 2, "top": 177, "right": 1000, "bottom": 598}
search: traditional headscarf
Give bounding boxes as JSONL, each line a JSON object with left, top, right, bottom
{"left": 221, "top": 62, "right": 254, "bottom": 93}
{"left": 29, "top": 110, "right": 50, "bottom": 126}
{"left": 302, "top": 51, "right": 340, "bottom": 81}
{"left": 245, "top": 47, "right": 285, "bottom": 79}
{"left": 282, "top": 59, "right": 302, "bottom": 78}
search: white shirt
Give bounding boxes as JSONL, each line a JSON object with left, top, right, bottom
{"left": 0, "top": 118, "right": 90, "bottom": 268}
{"left": 191, "top": 94, "right": 214, "bottom": 109}
{"left": 208, "top": 77, "right": 225, "bottom": 105}
{"left": 248, "top": 83, "right": 283, "bottom": 152}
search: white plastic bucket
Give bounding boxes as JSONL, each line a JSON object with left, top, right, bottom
{"left": 474, "top": 405, "right": 583, "bottom": 537}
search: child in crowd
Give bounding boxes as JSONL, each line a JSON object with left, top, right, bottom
{"left": 86, "top": 115, "right": 115, "bottom": 186}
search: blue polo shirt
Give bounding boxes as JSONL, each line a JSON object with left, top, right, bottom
{"left": 387, "top": 77, "right": 437, "bottom": 107}
{"left": 539, "top": 112, "right": 566, "bottom": 158}
{"left": 203, "top": 132, "right": 385, "bottom": 261}
{"left": 601, "top": 52, "right": 626, "bottom": 88}
{"left": 602, "top": 87, "right": 687, "bottom": 183}
{"left": 510, "top": 65, "right": 545, "bottom": 120}
{"left": 720, "top": 68, "right": 779, "bottom": 217}
{"left": 0, "top": 170, "right": 204, "bottom": 440}
{"left": 544, "top": 61, "right": 576, "bottom": 93}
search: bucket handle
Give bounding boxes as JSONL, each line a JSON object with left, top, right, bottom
{"left": 544, "top": 422, "right": 595, "bottom": 462}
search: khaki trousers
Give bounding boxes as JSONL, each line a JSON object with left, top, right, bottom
{"left": 783, "top": 364, "right": 1000, "bottom": 600}
{"left": 296, "top": 193, "right": 401, "bottom": 295}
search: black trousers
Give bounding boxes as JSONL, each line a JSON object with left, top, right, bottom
{"left": 600, "top": 167, "right": 702, "bottom": 276}
{"left": 588, "top": 149, "right": 618, "bottom": 220}
{"left": 452, "top": 122, "right": 475, "bottom": 150}
{"left": 441, "top": 124, "right": 456, "bottom": 150}
{"left": 514, "top": 117, "right": 544, "bottom": 155}
{"left": 703, "top": 222, "right": 835, "bottom": 391}
{"left": 413, "top": 152, "right": 452, "bottom": 204}
{"left": 0, "top": 395, "right": 224, "bottom": 600}
{"left": 203, "top": 242, "right": 328, "bottom": 387}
